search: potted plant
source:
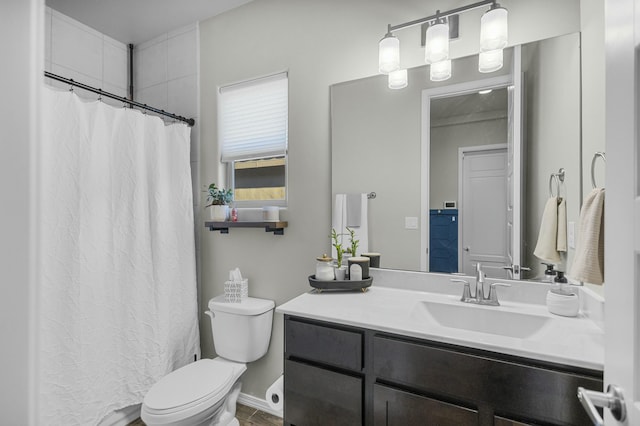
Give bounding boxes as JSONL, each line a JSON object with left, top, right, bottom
{"left": 206, "top": 183, "right": 233, "bottom": 221}
{"left": 331, "top": 228, "right": 347, "bottom": 280}
{"left": 346, "top": 226, "right": 359, "bottom": 258}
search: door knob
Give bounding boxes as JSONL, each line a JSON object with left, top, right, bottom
{"left": 463, "top": 246, "right": 470, "bottom": 252}
{"left": 577, "top": 385, "right": 626, "bottom": 426}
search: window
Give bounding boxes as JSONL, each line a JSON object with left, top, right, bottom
{"left": 218, "top": 73, "right": 288, "bottom": 207}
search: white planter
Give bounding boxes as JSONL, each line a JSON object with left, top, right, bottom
{"left": 210, "top": 205, "right": 229, "bottom": 221}
{"left": 334, "top": 266, "right": 347, "bottom": 281}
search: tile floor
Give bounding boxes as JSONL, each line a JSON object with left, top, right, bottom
{"left": 127, "top": 403, "right": 282, "bottom": 426}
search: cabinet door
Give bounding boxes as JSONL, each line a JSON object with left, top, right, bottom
{"left": 373, "top": 384, "right": 479, "bottom": 426}
{"left": 494, "top": 416, "right": 534, "bottom": 426}
{"left": 373, "top": 335, "right": 602, "bottom": 425}
{"left": 285, "top": 359, "right": 362, "bottom": 426}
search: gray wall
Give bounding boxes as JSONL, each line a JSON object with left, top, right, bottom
{"left": 199, "top": 0, "right": 582, "bottom": 399}
{"left": 0, "top": 0, "right": 41, "bottom": 422}
{"left": 430, "top": 117, "right": 508, "bottom": 207}
{"left": 579, "top": 0, "right": 606, "bottom": 296}
{"left": 522, "top": 33, "right": 582, "bottom": 279}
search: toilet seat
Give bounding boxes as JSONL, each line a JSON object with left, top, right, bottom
{"left": 142, "top": 358, "right": 246, "bottom": 425}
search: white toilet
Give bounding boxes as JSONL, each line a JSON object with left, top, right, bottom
{"left": 141, "top": 295, "right": 275, "bottom": 426}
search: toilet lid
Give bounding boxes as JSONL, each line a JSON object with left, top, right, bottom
{"left": 144, "top": 359, "right": 235, "bottom": 412}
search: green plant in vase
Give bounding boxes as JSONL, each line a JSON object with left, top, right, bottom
{"left": 205, "top": 183, "right": 233, "bottom": 221}
{"left": 205, "top": 183, "right": 233, "bottom": 206}
{"left": 331, "top": 228, "right": 345, "bottom": 267}
{"left": 346, "top": 226, "right": 359, "bottom": 257}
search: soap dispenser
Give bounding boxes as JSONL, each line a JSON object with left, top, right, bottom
{"left": 546, "top": 271, "right": 579, "bottom": 317}
{"left": 541, "top": 263, "right": 557, "bottom": 283}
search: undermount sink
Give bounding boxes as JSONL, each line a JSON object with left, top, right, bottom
{"left": 412, "top": 300, "right": 551, "bottom": 339}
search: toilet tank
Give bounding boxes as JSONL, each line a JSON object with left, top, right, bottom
{"left": 207, "top": 296, "right": 275, "bottom": 363}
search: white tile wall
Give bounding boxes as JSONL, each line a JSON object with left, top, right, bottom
{"left": 168, "top": 30, "right": 198, "bottom": 80}
{"left": 135, "top": 36, "right": 168, "bottom": 90}
{"left": 103, "top": 37, "right": 128, "bottom": 90}
{"left": 135, "top": 23, "right": 200, "bottom": 204}
{"left": 45, "top": 7, "right": 128, "bottom": 99}
{"left": 168, "top": 76, "right": 198, "bottom": 118}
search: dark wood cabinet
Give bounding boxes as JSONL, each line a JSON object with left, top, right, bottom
{"left": 284, "top": 317, "right": 365, "bottom": 426}
{"left": 283, "top": 315, "right": 602, "bottom": 426}
{"left": 373, "top": 384, "right": 479, "bottom": 426}
{"left": 494, "top": 416, "right": 534, "bottom": 426}
{"left": 285, "top": 359, "right": 362, "bottom": 426}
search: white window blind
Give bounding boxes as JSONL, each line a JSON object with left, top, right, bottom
{"left": 219, "top": 73, "right": 288, "bottom": 162}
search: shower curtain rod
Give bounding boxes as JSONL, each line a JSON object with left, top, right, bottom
{"left": 44, "top": 71, "right": 195, "bottom": 126}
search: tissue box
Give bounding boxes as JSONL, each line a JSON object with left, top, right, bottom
{"left": 224, "top": 278, "right": 248, "bottom": 303}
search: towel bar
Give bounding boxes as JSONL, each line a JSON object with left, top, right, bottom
{"left": 591, "top": 152, "right": 606, "bottom": 189}
{"left": 549, "top": 168, "right": 565, "bottom": 198}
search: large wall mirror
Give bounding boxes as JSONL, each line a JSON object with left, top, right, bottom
{"left": 331, "top": 32, "right": 582, "bottom": 280}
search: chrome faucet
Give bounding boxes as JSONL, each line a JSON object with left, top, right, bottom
{"left": 475, "top": 262, "right": 485, "bottom": 299}
{"left": 451, "top": 263, "right": 511, "bottom": 306}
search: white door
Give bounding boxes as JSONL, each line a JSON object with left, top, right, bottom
{"left": 581, "top": 0, "right": 640, "bottom": 424}
{"left": 459, "top": 145, "right": 509, "bottom": 278}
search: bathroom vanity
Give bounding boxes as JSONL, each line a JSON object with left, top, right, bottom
{"left": 277, "top": 270, "right": 604, "bottom": 426}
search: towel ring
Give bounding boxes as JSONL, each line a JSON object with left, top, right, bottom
{"left": 549, "top": 168, "right": 565, "bottom": 198}
{"left": 591, "top": 152, "right": 606, "bottom": 189}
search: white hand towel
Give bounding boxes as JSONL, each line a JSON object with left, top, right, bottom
{"left": 346, "top": 193, "right": 362, "bottom": 227}
{"left": 534, "top": 197, "right": 562, "bottom": 263}
{"left": 570, "top": 188, "right": 605, "bottom": 284}
{"left": 557, "top": 198, "right": 567, "bottom": 252}
{"left": 332, "top": 193, "right": 369, "bottom": 257}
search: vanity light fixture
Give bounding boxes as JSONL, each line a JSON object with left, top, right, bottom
{"left": 479, "top": 48, "right": 504, "bottom": 72}
{"left": 430, "top": 60, "right": 452, "bottom": 82}
{"left": 379, "top": 27, "right": 400, "bottom": 74}
{"left": 424, "top": 17, "right": 449, "bottom": 64}
{"left": 480, "top": 3, "right": 508, "bottom": 52}
{"left": 378, "top": 0, "right": 508, "bottom": 84}
{"left": 388, "top": 69, "right": 408, "bottom": 89}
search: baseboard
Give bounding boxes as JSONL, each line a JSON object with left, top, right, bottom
{"left": 97, "top": 403, "right": 141, "bottom": 426}
{"left": 238, "top": 392, "right": 283, "bottom": 419}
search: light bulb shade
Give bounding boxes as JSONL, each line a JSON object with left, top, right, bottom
{"left": 379, "top": 34, "right": 400, "bottom": 74}
{"left": 480, "top": 6, "right": 508, "bottom": 51}
{"left": 430, "top": 60, "right": 451, "bottom": 82}
{"left": 388, "top": 69, "right": 408, "bottom": 89}
{"left": 425, "top": 21, "right": 450, "bottom": 64}
{"left": 478, "top": 49, "right": 503, "bottom": 73}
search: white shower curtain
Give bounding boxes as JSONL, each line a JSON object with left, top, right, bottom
{"left": 39, "top": 87, "right": 200, "bottom": 425}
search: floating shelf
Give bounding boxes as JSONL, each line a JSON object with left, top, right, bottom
{"left": 204, "top": 221, "right": 288, "bottom": 235}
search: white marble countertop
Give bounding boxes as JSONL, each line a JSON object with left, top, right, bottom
{"left": 277, "top": 270, "right": 604, "bottom": 371}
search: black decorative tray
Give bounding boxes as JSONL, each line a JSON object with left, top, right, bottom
{"left": 308, "top": 275, "right": 373, "bottom": 292}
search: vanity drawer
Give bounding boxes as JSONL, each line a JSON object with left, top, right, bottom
{"left": 373, "top": 335, "right": 602, "bottom": 426}
{"left": 285, "top": 316, "right": 363, "bottom": 371}
{"left": 373, "top": 383, "right": 479, "bottom": 426}
{"left": 285, "top": 359, "right": 363, "bottom": 426}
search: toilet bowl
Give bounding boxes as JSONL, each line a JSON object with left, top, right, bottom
{"left": 141, "top": 296, "right": 275, "bottom": 426}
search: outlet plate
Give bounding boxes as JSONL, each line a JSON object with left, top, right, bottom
{"left": 405, "top": 217, "right": 418, "bottom": 229}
